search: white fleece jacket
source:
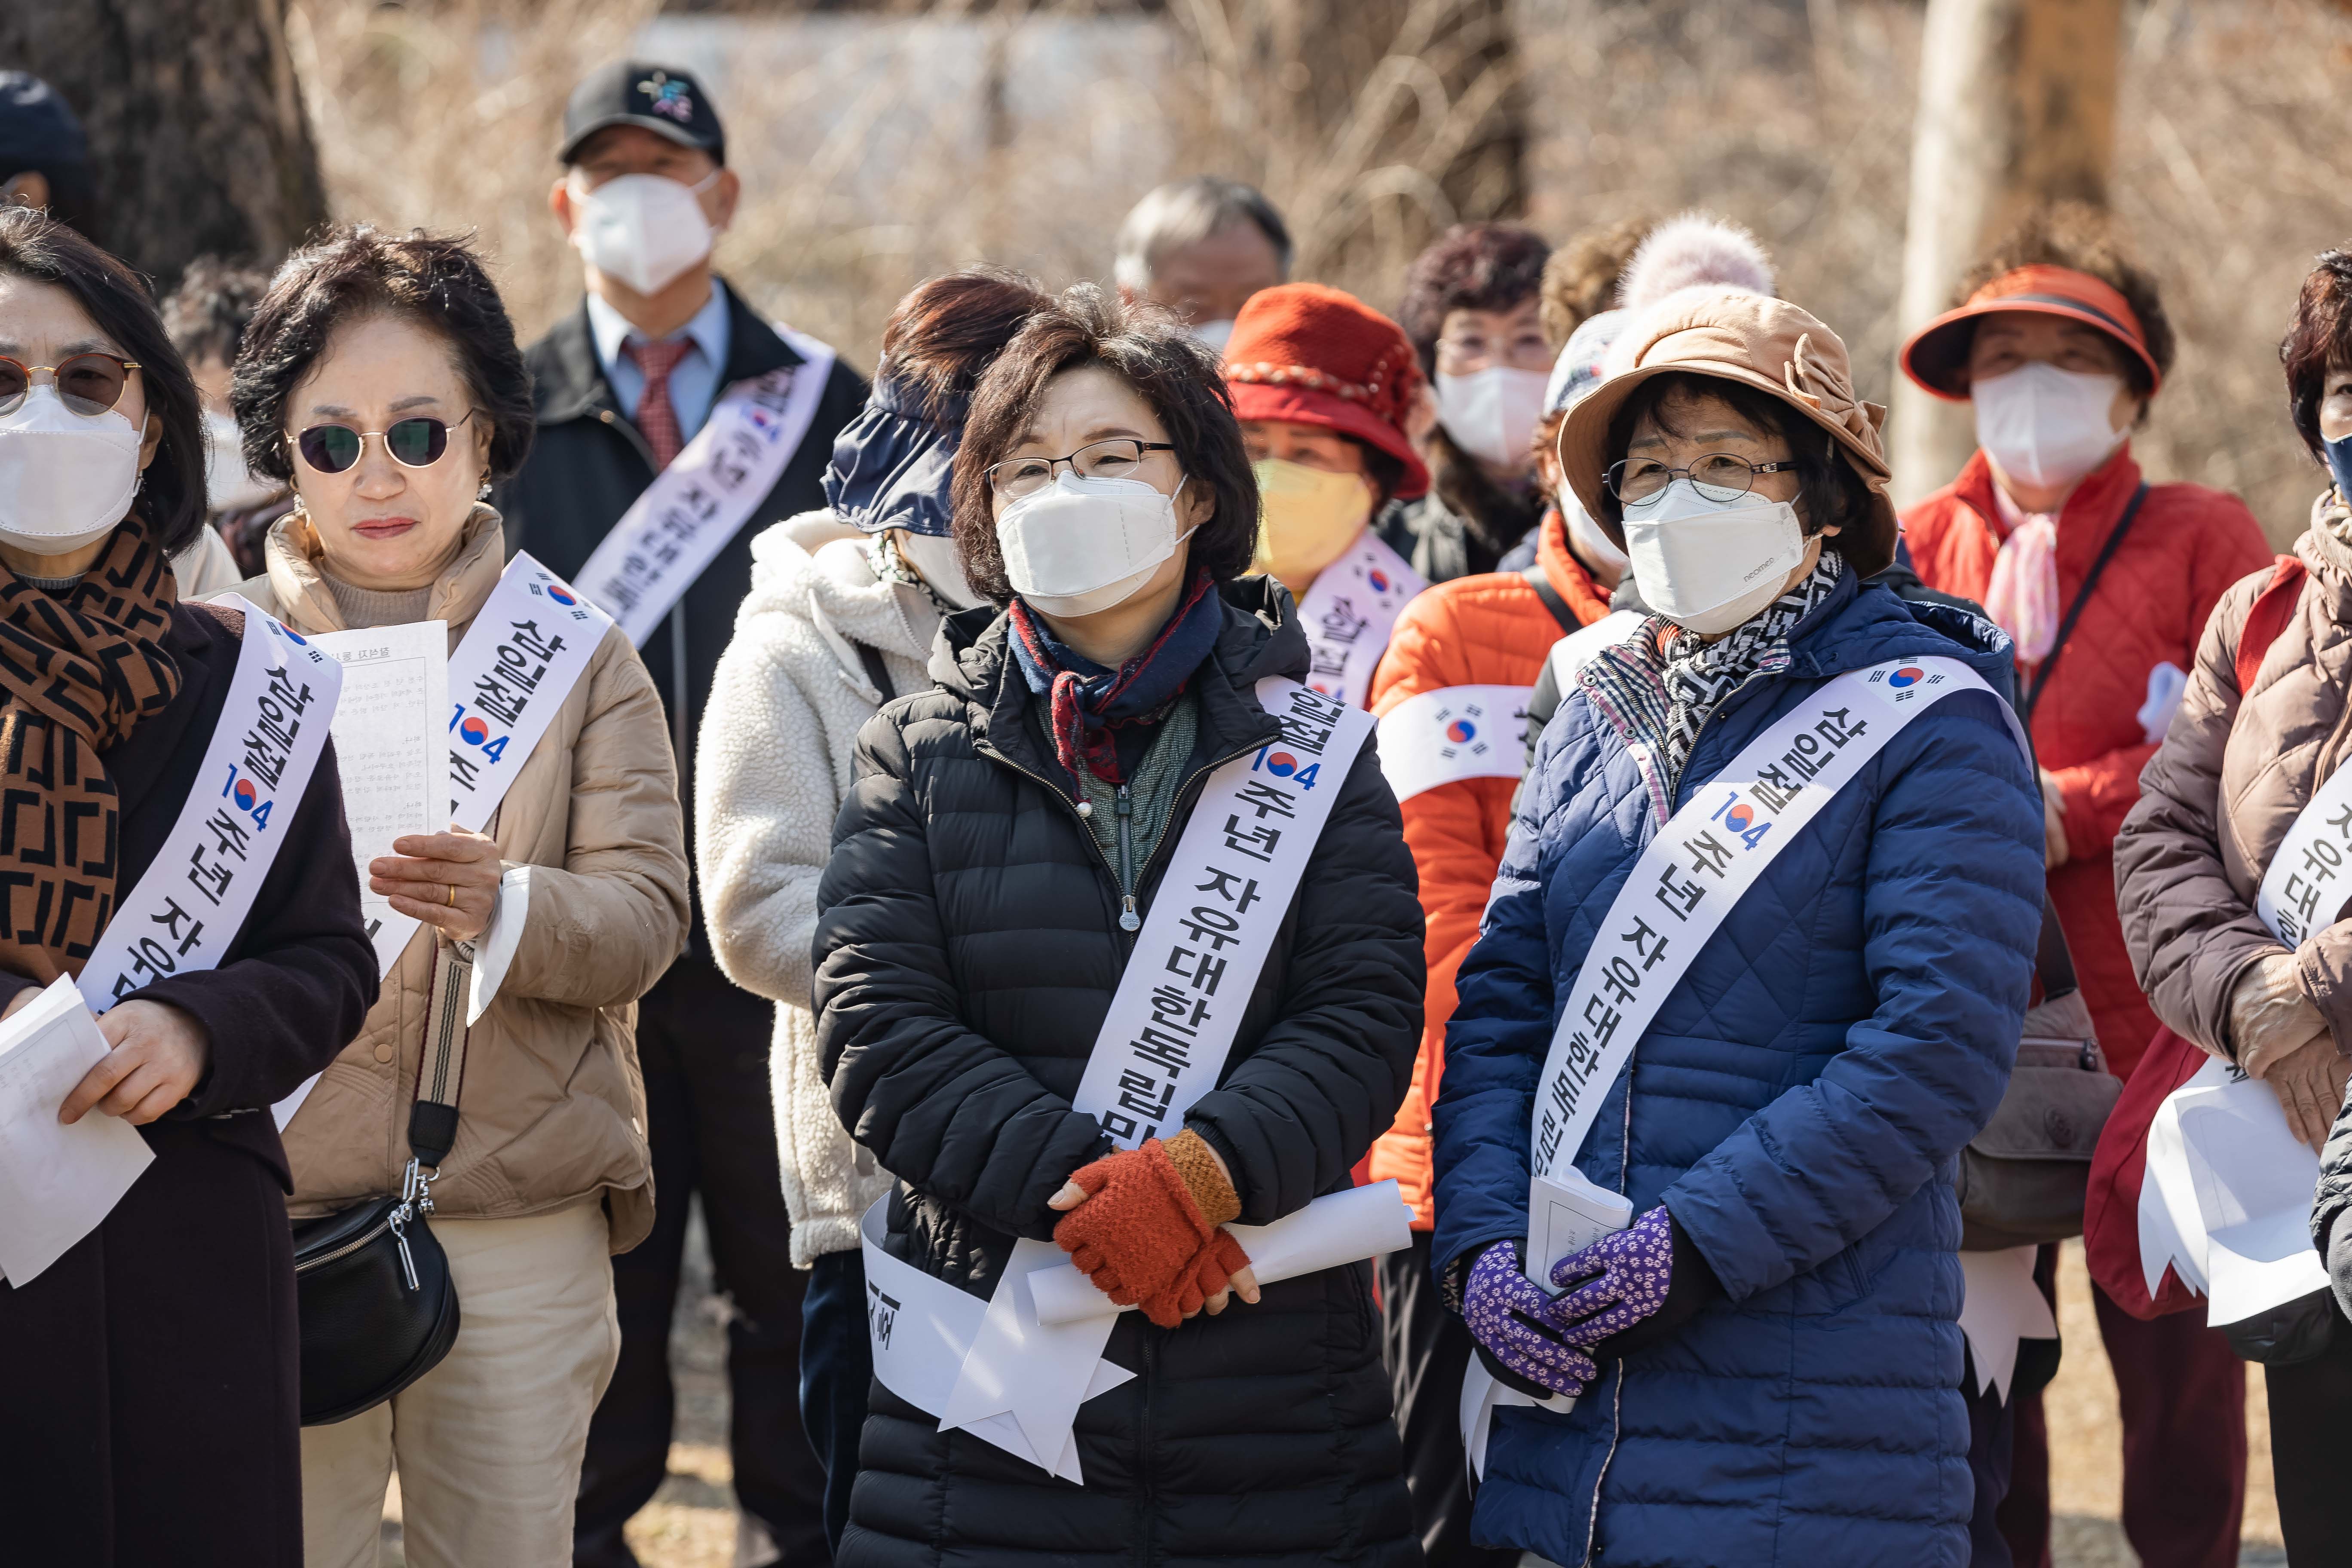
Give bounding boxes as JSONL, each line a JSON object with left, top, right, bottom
{"left": 698, "top": 510, "right": 942, "bottom": 1263}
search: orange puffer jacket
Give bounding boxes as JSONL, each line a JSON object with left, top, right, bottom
{"left": 1904, "top": 444, "right": 2269, "bottom": 1075}
{"left": 1366, "top": 507, "right": 1613, "bottom": 1228}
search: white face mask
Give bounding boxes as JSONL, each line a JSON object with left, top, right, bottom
{"left": 1191, "top": 318, "right": 1237, "bottom": 353}
{"left": 569, "top": 170, "right": 720, "bottom": 296}
{"left": 0, "top": 384, "right": 147, "bottom": 554}
{"left": 891, "top": 527, "right": 983, "bottom": 612}
{"left": 1558, "top": 481, "right": 1629, "bottom": 581}
{"left": 1972, "top": 362, "right": 2126, "bottom": 492}
{"left": 1435, "top": 366, "right": 1550, "bottom": 470}
{"left": 1623, "top": 479, "right": 1810, "bottom": 636}
{"left": 996, "top": 469, "right": 1195, "bottom": 619}
{"left": 202, "top": 407, "right": 273, "bottom": 513}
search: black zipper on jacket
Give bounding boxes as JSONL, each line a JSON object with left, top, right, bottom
{"left": 1140, "top": 1332, "right": 1159, "bottom": 1568}
{"left": 1115, "top": 784, "right": 1140, "bottom": 931}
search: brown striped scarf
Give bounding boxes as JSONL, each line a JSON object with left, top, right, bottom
{"left": 0, "top": 524, "right": 181, "bottom": 980}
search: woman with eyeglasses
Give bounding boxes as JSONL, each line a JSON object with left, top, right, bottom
{"left": 0, "top": 212, "right": 377, "bottom": 1562}
{"left": 224, "top": 225, "right": 686, "bottom": 1568}
{"left": 1428, "top": 289, "right": 2045, "bottom": 1568}
{"left": 811, "top": 284, "right": 1425, "bottom": 1568}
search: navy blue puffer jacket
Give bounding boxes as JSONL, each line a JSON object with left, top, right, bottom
{"left": 1431, "top": 568, "right": 2044, "bottom": 1568}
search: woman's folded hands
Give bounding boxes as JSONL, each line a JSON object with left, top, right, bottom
{"left": 1050, "top": 1129, "right": 1262, "bottom": 1328}
{"left": 1461, "top": 1207, "right": 1709, "bottom": 1399}
{"left": 2229, "top": 950, "right": 2350, "bottom": 1149}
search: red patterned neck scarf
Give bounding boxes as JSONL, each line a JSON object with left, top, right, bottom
{"left": 0, "top": 524, "right": 182, "bottom": 981}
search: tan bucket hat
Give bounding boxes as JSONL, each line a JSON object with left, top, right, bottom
{"left": 1558, "top": 288, "right": 1901, "bottom": 577}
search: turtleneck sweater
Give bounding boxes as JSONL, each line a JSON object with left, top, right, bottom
{"left": 321, "top": 570, "right": 432, "bottom": 629}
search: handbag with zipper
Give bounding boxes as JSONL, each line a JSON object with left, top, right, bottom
{"left": 292, "top": 947, "right": 473, "bottom": 1425}
{"left": 1956, "top": 898, "right": 2121, "bottom": 1251}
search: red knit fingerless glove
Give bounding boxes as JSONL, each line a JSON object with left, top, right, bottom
{"left": 1054, "top": 1130, "right": 1243, "bottom": 1329}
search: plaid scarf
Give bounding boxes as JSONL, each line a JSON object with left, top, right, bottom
{"left": 1006, "top": 571, "right": 1221, "bottom": 795}
{"left": 0, "top": 524, "right": 181, "bottom": 982}
{"left": 1582, "top": 554, "right": 1844, "bottom": 794}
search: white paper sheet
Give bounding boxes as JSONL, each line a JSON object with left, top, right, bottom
{"left": 2176, "top": 1080, "right": 2332, "bottom": 1326}
{"left": 306, "top": 622, "right": 451, "bottom": 979}
{"left": 1959, "top": 1246, "right": 2059, "bottom": 1402}
{"left": 0, "top": 975, "right": 156, "bottom": 1283}
{"left": 1027, "top": 1179, "right": 1415, "bottom": 1326}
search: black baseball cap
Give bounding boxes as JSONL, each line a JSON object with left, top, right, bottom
{"left": 558, "top": 61, "right": 724, "bottom": 166}
{"left": 0, "top": 73, "right": 87, "bottom": 175}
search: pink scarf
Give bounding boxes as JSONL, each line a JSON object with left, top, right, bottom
{"left": 1984, "top": 506, "right": 2060, "bottom": 665}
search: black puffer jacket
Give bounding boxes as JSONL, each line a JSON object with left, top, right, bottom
{"left": 814, "top": 579, "right": 1424, "bottom": 1568}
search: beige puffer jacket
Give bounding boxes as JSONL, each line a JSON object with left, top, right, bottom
{"left": 2116, "top": 496, "right": 2348, "bottom": 1058}
{"left": 242, "top": 506, "right": 686, "bottom": 1252}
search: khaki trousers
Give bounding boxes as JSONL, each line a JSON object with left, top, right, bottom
{"left": 302, "top": 1202, "right": 620, "bottom": 1568}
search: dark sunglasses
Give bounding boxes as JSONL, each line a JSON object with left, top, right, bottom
{"left": 294, "top": 409, "right": 480, "bottom": 475}
{"left": 0, "top": 353, "right": 142, "bottom": 416}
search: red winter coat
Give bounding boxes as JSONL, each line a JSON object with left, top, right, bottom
{"left": 1903, "top": 445, "right": 2270, "bottom": 1074}
{"left": 1365, "top": 507, "right": 1614, "bottom": 1227}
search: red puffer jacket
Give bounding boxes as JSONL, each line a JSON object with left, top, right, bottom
{"left": 1903, "top": 445, "right": 2270, "bottom": 1075}
{"left": 1365, "top": 507, "right": 1613, "bottom": 1228}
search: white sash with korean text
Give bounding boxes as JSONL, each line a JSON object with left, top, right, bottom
{"left": 77, "top": 602, "right": 341, "bottom": 1014}
{"left": 445, "top": 552, "right": 612, "bottom": 833}
{"left": 1377, "top": 685, "right": 1534, "bottom": 803}
{"left": 1461, "top": 653, "right": 2025, "bottom": 1475}
{"left": 861, "top": 678, "right": 1411, "bottom": 1486}
{"left": 2131, "top": 744, "right": 2350, "bottom": 1324}
{"left": 2254, "top": 762, "right": 2352, "bottom": 947}
{"left": 571, "top": 330, "right": 837, "bottom": 646}
{"left": 1296, "top": 530, "right": 1425, "bottom": 709}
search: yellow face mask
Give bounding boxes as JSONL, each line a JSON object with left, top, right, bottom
{"left": 1252, "top": 458, "right": 1375, "bottom": 588}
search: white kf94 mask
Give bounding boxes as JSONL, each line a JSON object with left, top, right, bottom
{"left": 569, "top": 171, "right": 721, "bottom": 297}
{"left": 1972, "top": 362, "right": 2126, "bottom": 492}
{"left": 0, "top": 384, "right": 147, "bottom": 555}
{"left": 1622, "top": 479, "right": 1809, "bottom": 636}
{"left": 996, "top": 470, "right": 1196, "bottom": 618}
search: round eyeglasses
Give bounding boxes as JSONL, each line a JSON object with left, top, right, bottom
{"left": 1606, "top": 453, "right": 1798, "bottom": 508}
{"left": 986, "top": 438, "right": 1176, "bottom": 498}
{"left": 294, "top": 410, "right": 481, "bottom": 475}
{"left": 0, "top": 353, "right": 142, "bottom": 417}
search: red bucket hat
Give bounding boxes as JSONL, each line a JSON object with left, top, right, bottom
{"left": 1223, "top": 283, "right": 1430, "bottom": 500}
{"left": 1900, "top": 264, "right": 2162, "bottom": 401}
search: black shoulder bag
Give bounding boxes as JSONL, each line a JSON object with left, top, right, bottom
{"left": 2020, "top": 483, "right": 2147, "bottom": 723}
{"left": 291, "top": 948, "right": 469, "bottom": 1424}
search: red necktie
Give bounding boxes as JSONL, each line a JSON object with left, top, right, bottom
{"left": 624, "top": 337, "right": 693, "bottom": 470}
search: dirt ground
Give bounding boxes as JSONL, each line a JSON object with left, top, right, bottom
{"left": 374, "top": 1228, "right": 2288, "bottom": 1568}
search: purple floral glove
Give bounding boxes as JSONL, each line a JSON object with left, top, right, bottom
{"left": 1463, "top": 1239, "right": 1598, "bottom": 1398}
{"left": 1546, "top": 1204, "right": 1675, "bottom": 1349}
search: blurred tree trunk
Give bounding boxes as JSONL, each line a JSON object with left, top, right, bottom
{"left": 0, "top": 0, "right": 327, "bottom": 290}
{"left": 1888, "top": 0, "right": 2124, "bottom": 504}
{"left": 1176, "top": 0, "right": 1526, "bottom": 285}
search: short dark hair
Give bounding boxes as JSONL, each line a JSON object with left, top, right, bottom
{"left": 952, "top": 284, "right": 1258, "bottom": 605}
{"left": 0, "top": 207, "right": 205, "bottom": 553}
{"left": 162, "top": 256, "right": 273, "bottom": 370}
{"left": 1599, "top": 371, "right": 1875, "bottom": 556}
{"left": 1398, "top": 223, "right": 1551, "bottom": 374}
{"left": 879, "top": 266, "right": 1054, "bottom": 420}
{"left": 232, "top": 225, "right": 535, "bottom": 488}
{"left": 1956, "top": 202, "right": 2174, "bottom": 402}
{"left": 2282, "top": 247, "right": 2352, "bottom": 463}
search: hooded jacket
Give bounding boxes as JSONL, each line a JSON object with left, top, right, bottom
{"left": 698, "top": 511, "right": 931, "bottom": 1263}
{"left": 812, "top": 579, "right": 1424, "bottom": 1568}
{"left": 242, "top": 508, "right": 687, "bottom": 1252}
{"left": 1904, "top": 445, "right": 2271, "bottom": 1073}
{"left": 1367, "top": 505, "right": 1614, "bottom": 1228}
{"left": 1432, "top": 569, "right": 2043, "bottom": 1568}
